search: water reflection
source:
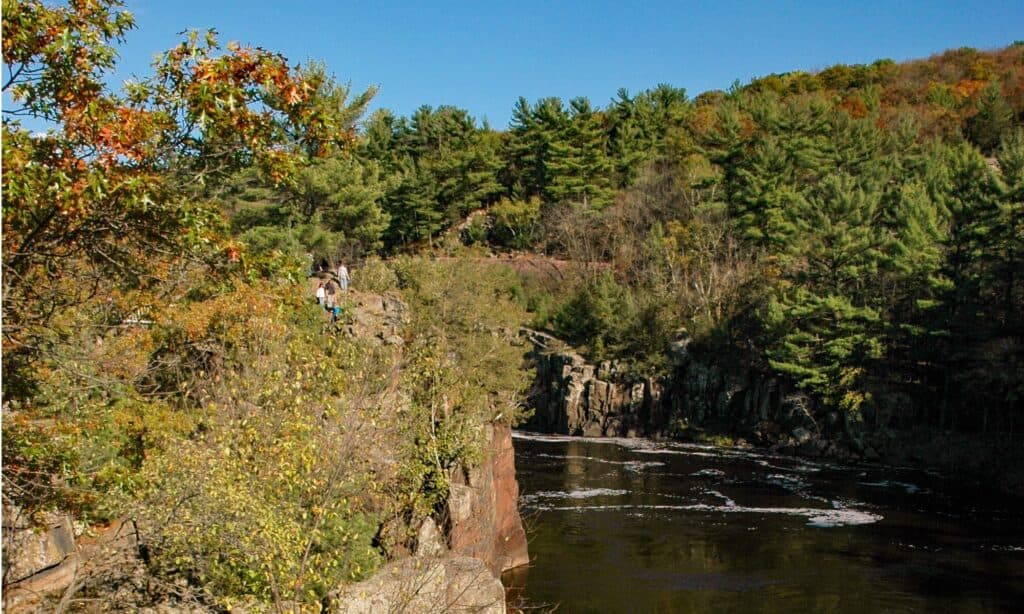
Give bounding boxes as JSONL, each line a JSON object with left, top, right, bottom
{"left": 505, "top": 432, "right": 1024, "bottom": 613}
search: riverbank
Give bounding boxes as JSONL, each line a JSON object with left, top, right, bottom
{"left": 524, "top": 328, "right": 1024, "bottom": 498}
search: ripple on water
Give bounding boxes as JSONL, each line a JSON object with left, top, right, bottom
{"left": 859, "top": 480, "right": 925, "bottom": 495}
{"left": 528, "top": 500, "right": 882, "bottom": 528}
{"left": 521, "top": 488, "right": 631, "bottom": 505}
{"left": 764, "top": 473, "right": 809, "bottom": 491}
{"left": 534, "top": 452, "right": 665, "bottom": 472}
{"left": 700, "top": 488, "right": 738, "bottom": 508}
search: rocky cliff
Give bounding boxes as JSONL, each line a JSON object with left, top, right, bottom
{"left": 332, "top": 423, "right": 529, "bottom": 614}
{"left": 447, "top": 423, "right": 530, "bottom": 575}
{"left": 524, "top": 329, "right": 851, "bottom": 456}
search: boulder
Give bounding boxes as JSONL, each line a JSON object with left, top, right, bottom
{"left": 791, "top": 427, "right": 813, "bottom": 444}
{"left": 3, "top": 506, "right": 79, "bottom": 611}
{"left": 328, "top": 556, "right": 504, "bottom": 614}
{"left": 414, "top": 518, "right": 448, "bottom": 558}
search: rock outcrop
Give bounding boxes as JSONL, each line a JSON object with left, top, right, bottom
{"left": 525, "top": 329, "right": 825, "bottom": 446}
{"left": 3, "top": 509, "right": 141, "bottom": 612}
{"left": 2, "top": 506, "right": 79, "bottom": 611}
{"left": 447, "top": 423, "right": 530, "bottom": 576}
{"left": 330, "top": 424, "right": 527, "bottom": 614}
{"left": 343, "top": 290, "right": 408, "bottom": 346}
{"left": 328, "top": 556, "right": 505, "bottom": 614}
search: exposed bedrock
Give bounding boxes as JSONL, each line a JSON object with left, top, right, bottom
{"left": 523, "top": 329, "right": 833, "bottom": 450}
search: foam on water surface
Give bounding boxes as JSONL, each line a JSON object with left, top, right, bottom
{"left": 525, "top": 500, "right": 882, "bottom": 528}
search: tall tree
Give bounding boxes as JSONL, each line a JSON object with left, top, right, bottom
{"left": 764, "top": 174, "right": 887, "bottom": 418}
{"left": 967, "top": 83, "right": 1016, "bottom": 154}
{"left": 3, "top": 2, "right": 358, "bottom": 375}
{"left": 544, "top": 98, "right": 614, "bottom": 208}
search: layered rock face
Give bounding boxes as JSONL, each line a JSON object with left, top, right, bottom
{"left": 525, "top": 329, "right": 824, "bottom": 445}
{"left": 447, "top": 423, "right": 530, "bottom": 575}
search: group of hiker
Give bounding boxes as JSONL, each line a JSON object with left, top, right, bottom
{"left": 315, "top": 261, "right": 351, "bottom": 325}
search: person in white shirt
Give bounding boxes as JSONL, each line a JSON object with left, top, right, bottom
{"left": 337, "top": 263, "right": 350, "bottom": 291}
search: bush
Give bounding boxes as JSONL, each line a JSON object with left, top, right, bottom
{"left": 553, "top": 270, "right": 630, "bottom": 360}
{"left": 488, "top": 197, "right": 541, "bottom": 249}
{"left": 138, "top": 326, "right": 398, "bottom": 606}
{"left": 552, "top": 270, "right": 679, "bottom": 373}
{"left": 395, "top": 257, "right": 534, "bottom": 514}
{"left": 461, "top": 215, "right": 489, "bottom": 246}
{"left": 354, "top": 256, "right": 399, "bottom": 293}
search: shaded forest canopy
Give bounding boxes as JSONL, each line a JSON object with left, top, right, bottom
{"left": 2, "top": 0, "right": 1022, "bottom": 608}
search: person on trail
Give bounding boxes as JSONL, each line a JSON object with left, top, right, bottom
{"left": 325, "top": 281, "right": 337, "bottom": 311}
{"left": 315, "top": 282, "right": 326, "bottom": 305}
{"left": 332, "top": 302, "right": 342, "bottom": 324}
{"left": 324, "top": 287, "right": 336, "bottom": 321}
{"left": 337, "top": 262, "right": 350, "bottom": 292}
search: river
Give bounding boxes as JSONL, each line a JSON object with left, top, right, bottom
{"left": 502, "top": 432, "right": 1024, "bottom": 613}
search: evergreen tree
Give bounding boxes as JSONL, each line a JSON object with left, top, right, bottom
{"left": 764, "top": 175, "right": 887, "bottom": 417}
{"left": 545, "top": 98, "right": 615, "bottom": 208}
{"left": 220, "top": 153, "right": 389, "bottom": 259}
{"left": 363, "top": 105, "right": 503, "bottom": 246}
{"left": 993, "top": 130, "right": 1024, "bottom": 325}
{"left": 967, "top": 84, "right": 1016, "bottom": 154}
{"left": 505, "top": 97, "right": 567, "bottom": 199}
{"left": 607, "top": 89, "right": 648, "bottom": 188}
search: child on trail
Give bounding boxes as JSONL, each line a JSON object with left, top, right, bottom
{"left": 315, "top": 282, "right": 326, "bottom": 305}
{"left": 325, "top": 290, "right": 335, "bottom": 321}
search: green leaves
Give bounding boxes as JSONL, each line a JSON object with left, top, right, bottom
{"left": 507, "top": 96, "right": 615, "bottom": 209}
{"left": 765, "top": 289, "right": 883, "bottom": 412}
{"left": 138, "top": 298, "right": 393, "bottom": 605}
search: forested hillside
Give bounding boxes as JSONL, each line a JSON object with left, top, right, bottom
{"left": 3, "top": 0, "right": 1023, "bottom": 608}
{"left": 222, "top": 41, "right": 1024, "bottom": 439}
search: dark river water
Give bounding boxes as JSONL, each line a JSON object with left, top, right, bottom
{"left": 502, "top": 432, "right": 1024, "bottom": 613}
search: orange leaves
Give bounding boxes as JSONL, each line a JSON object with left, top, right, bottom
{"left": 159, "top": 285, "right": 287, "bottom": 352}
{"left": 953, "top": 78, "right": 989, "bottom": 100}
{"left": 284, "top": 84, "right": 303, "bottom": 106}
{"left": 3, "top": 5, "right": 367, "bottom": 383}
{"left": 837, "top": 95, "right": 869, "bottom": 119}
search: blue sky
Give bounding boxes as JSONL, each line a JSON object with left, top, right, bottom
{"left": 30, "top": 1, "right": 1024, "bottom": 128}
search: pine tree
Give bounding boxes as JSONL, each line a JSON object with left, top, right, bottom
{"left": 764, "top": 174, "right": 887, "bottom": 416}
{"left": 505, "top": 97, "right": 565, "bottom": 199}
{"left": 544, "top": 98, "right": 615, "bottom": 208}
{"left": 993, "top": 130, "right": 1024, "bottom": 325}
{"left": 967, "top": 84, "right": 1016, "bottom": 154}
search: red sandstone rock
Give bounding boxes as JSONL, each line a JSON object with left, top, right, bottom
{"left": 448, "top": 423, "right": 529, "bottom": 576}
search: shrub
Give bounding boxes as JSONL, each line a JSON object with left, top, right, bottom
{"left": 488, "top": 197, "right": 541, "bottom": 249}
{"left": 354, "top": 256, "right": 399, "bottom": 293}
{"left": 138, "top": 329, "right": 396, "bottom": 606}
{"left": 461, "top": 214, "right": 489, "bottom": 246}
